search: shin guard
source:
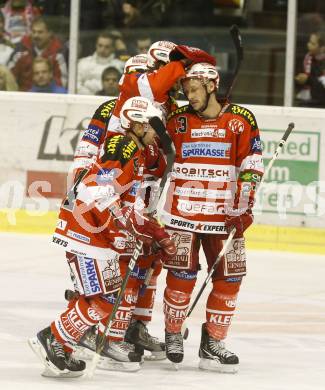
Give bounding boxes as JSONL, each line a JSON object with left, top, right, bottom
{"left": 206, "top": 280, "right": 241, "bottom": 340}
{"left": 105, "top": 287, "right": 138, "bottom": 341}
{"left": 163, "top": 269, "right": 196, "bottom": 333}
{"left": 52, "top": 295, "right": 107, "bottom": 348}
{"left": 133, "top": 262, "right": 162, "bottom": 322}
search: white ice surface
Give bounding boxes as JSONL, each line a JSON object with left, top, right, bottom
{"left": 1, "top": 232, "right": 325, "bottom": 390}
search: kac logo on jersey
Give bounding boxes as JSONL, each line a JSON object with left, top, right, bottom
{"left": 96, "top": 168, "right": 116, "bottom": 184}
{"left": 228, "top": 118, "right": 245, "bottom": 134}
{"left": 182, "top": 142, "right": 231, "bottom": 158}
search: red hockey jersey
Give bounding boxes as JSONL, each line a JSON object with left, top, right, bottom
{"left": 161, "top": 103, "right": 264, "bottom": 234}
{"left": 53, "top": 134, "right": 146, "bottom": 259}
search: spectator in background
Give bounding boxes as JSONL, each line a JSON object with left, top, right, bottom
{"left": 295, "top": 31, "right": 325, "bottom": 106}
{"left": 110, "top": 29, "right": 129, "bottom": 61}
{"left": 8, "top": 16, "right": 67, "bottom": 91}
{"left": 96, "top": 66, "right": 121, "bottom": 96}
{"left": 29, "top": 56, "right": 66, "bottom": 93}
{"left": 77, "top": 31, "right": 124, "bottom": 95}
{"left": 0, "top": 63, "right": 18, "bottom": 90}
{"left": 121, "top": 0, "right": 141, "bottom": 27}
{"left": 114, "top": 1, "right": 163, "bottom": 28}
{"left": 134, "top": 35, "right": 151, "bottom": 54}
{"left": 0, "top": 11, "right": 14, "bottom": 65}
{"left": 1, "top": 0, "right": 40, "bottom": 45}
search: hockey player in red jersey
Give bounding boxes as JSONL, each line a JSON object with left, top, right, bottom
{"left": 71, "top": 44, "right": 216, "bottom": 362}
{"left": 28, "top": 96, "right": 176, "bottom": 377}
{"left": 160, "top": 61, "right": 264, "bottom": 372}
{"left": 70, "top": 46, "right": 181, "bottom": 362}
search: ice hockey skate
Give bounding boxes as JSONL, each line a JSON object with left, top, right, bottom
{"left": 97, "top": 339, "right": 142, "bottom": 372}
{"left": 28, "top": 326, "right": 86, "bottom": 378}
{"left": 72, "top": 326, "right": 142, "bottom": 372}
{"left": 165, "top": 330, "right": 184, "bottom": 368}
{"left": 125, "top": 320, "right": 166, "bottom": 360}
{"left": 198, "top": 323, "right": 239, "bottom": 373}
{"left": 73, "top": 325, "right": 97, "bottom": 361}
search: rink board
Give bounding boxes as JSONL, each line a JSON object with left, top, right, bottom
{"left": 0, "top": 208, "right": 324, "bottom": 254}
{"left": 1, "top": 92, "right": 325, "bottom": 252}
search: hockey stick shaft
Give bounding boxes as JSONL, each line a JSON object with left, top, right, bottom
{"left": 87, "top": 240, "right": 143, "bottom": 378}
{"left": 139, "top": 116, "right": 176, "bottom": 294}
{"left": 262, "top": 122, "right": 294, "bottom": 183}
{"left": 224, "top": 25, "right": 243, "bottom": 99}
{"left": 89, "top": 117, "right": 174, "bottom": 377}
{"left": 182, "top": 122, "right": 295, "bottom": 339}
{"left": 185, "top": 228, "right": 236, "bottom": 320}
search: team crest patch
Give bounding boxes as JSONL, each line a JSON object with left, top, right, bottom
{"left": 224, "top": 238, "right": 246, "bottom": 276}
{"left": 163, "top": 230, "right": 194, "bottom": 269}
{"left": 228, "top": 119, "right": 244, "bottom": 134}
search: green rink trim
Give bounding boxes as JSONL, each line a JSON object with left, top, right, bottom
{"left": 1, "top": 209, "right": 325, "bottom": 254}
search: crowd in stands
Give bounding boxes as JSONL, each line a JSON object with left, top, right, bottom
{"left": 295, "top": 30, "right": 325, "bottom": 107}
{"left": 0, "top": 0, "right": 325, "bottom": 108}
{"left": 0, "top": 0, "right": 158, "bottom": 95}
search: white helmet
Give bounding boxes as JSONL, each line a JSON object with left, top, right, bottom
{"left": 120, "top": 96, "right": 162, "bottom": 130}
{"left": 184, "top": 62, "right": 220, "bottom": 90}
{"left": 124, "top": 54, "right": 148, "bottom": 74}
{"left": 147, "top": 41, "right": 176, "bottom": 69}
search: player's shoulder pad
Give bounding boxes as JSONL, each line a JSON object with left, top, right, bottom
{"left": 228, "top": 104, "right": 258, "bottom": 130}
{"left": 93, "top": 98, "right": 117, "bottom": 121}
{"left": 102, "top": 134, "right": 139, "bottom": 166}
{"left": 167, "top": 104, "right": 192, "bottom": 121}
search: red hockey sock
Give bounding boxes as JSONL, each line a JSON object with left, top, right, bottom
{"left": 133, "top": 275, "right": 158, "bottom": 322}
{"left": 52, "top": 295, "right": 112, "bottom": 348}
{"left": 206, "top": 280, "right": 241, "bottom": 340}
{"left": 105, "top": 287, "right": 138, "bottom": 341}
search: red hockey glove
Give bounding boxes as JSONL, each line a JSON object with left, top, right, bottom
{"left": 224, "top": 211, "right": 254, "bottom": 238}
{"left": 169, "top": 45, "right": 216, "bottom": 66}
{"left": 144, "top": 142, "right": 159, "bottom": 169}
{"left": 149, "top": 224, "right": 177, "bottom": 262}
{"left": 115, "top": 207, "right": 176, "bottom": 260}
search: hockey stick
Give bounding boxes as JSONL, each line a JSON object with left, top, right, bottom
{"left": 87, "top": 116, "right": 174, "bottom": 378}
{"left": 138, "top": 117, "right": 176, "bottom": 295}
{"left": 87, "top": 240, "right": 143, "bottom": 378}
{"left": 181, "top": 122, "right": 295, "bottom": 340}
{"left": 224, "top": 25, "right": 244, "bottom": 100}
